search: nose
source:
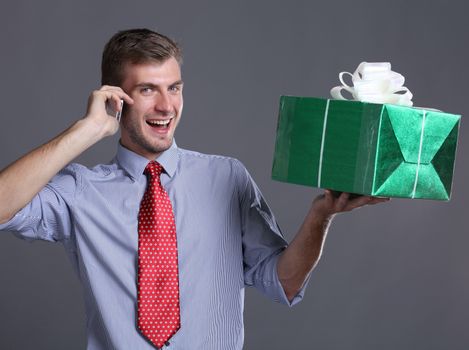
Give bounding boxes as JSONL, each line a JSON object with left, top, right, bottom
{"left": 154, "top": 92, "right": 172, "bottom": 115}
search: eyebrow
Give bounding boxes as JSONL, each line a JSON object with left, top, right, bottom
{"left": 135, "top": 80, "right": 184, "bottom": 89}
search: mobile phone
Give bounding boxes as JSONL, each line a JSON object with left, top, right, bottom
{"left": 106, "top": 99, "right": 124, "bottom": 122}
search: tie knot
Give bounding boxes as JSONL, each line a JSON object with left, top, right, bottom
{"left": 144, "top": 161, "right": 163, "bottom": 178}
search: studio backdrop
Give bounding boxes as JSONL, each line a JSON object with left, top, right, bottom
{"left": 0, "top": 0, "right": 468, "bottom": 349}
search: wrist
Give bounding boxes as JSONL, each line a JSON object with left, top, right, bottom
{"left": 75, "top": 118, "right": 108, "bottom": 144}
{"left": 308, "top": 206, "right": 334, "bottom": 230}
{"left": 62, "top": 119, "right": 106, "bottom": 153}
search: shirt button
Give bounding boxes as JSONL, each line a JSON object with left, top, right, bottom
{"left": 165, "top": 341, "right": 171, "bottom": 346}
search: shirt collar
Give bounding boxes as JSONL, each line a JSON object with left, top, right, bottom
{"left": 115, "top": 140, "right": 179, "bottom": 181}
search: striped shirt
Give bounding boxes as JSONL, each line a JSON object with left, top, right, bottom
{"left": 0, "top": 141, "right": 307, "bottom": 349}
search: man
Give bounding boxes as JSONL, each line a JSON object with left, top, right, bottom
{"left": 0, "top": 29, "right": 387, "bottom": 349}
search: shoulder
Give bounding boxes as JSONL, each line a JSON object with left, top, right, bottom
{"left": 62, "top": 161, "right": 122, "bottom": 177}
{"left": 177, "top": 148, "right": 248, "bottom": 174}
{"left": 176, "top": 148, "right": 252, "bottom": 190}
{"left": 177, "top": 148, "right": 236, "bottom": 162}
{"left": 50, "top": 161, "right": 120, "bottom": 193}
{"left": 55, "top": 161, "right": 117, "bottom": 179}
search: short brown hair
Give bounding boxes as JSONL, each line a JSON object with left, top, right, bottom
{"left": 101, "top": 28, "right": 182, "bottom": 86}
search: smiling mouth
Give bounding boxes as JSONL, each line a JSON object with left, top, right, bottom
{"left": 146, "top": 118, "right": 173, "bottom": 129}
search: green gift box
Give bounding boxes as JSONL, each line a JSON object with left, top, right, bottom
{"left": 272, "top": 96, "right": 461, "bottom": 200}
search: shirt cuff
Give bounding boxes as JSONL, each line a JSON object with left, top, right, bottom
{"left": 254, "top": 252, "right": 311, "bottom": 307}
{"left": 275, "top": 254, "right": 311, "bottom": 307}
{"left": 0, "top": 204, "right": 45, "bottom": 241}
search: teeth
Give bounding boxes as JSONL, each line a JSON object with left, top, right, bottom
{"left": 147, "top": 119, "right": 171, "bottom": 126}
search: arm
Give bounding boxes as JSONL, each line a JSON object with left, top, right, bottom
{"left": 277, "top": 191, "right": 389, "bottom": 301}
{"left": 0, "top": 86, "right": 133, "bottom": 224}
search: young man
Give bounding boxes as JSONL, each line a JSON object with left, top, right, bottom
{"left": 0, "top": 29, "right": 387, "bottom": 349}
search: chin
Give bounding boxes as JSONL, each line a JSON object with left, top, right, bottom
{"left": 148, "top": 139, "right": 173, "bottom": 154}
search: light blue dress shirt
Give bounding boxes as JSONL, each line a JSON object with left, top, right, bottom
{"left": 0, "top": 141, "right": 308, "bottom": 349}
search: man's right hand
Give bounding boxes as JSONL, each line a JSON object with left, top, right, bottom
{"left": 0, "top": 87, "right": 133, "bottom": 224}
{"left": 83, "top": 85, "right": 134, "bottom": 139}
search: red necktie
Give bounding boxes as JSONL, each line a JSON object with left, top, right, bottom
{"left": 137, "top": 161, "right": 180, "bottom": 348}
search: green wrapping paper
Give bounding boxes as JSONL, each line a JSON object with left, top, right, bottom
{"left": 272, "top": 96, "right": 461, "bottom": 200}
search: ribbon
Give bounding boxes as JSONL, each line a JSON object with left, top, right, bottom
{"left": 330, "top": 62, "right": 413, "bottom": 107}
{"left": 411, "top": 110, "right": 427, "bottom": 198}
{"left": 317, "top": 99, "right": 330, "bottom": 187}
{"left": 327, "top": 62, "right": 424, "bottom": 197}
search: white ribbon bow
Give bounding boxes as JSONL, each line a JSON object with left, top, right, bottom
{"left": 330, "top": 62, "right": 413, "bottom": 107}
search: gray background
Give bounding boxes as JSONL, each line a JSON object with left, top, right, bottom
{"left": 0, "top": 0, "right": 468, "bottom": 349}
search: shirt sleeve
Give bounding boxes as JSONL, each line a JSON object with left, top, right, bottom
{"left": 235, "top": 159, "right": 310, "bottom": 307}
{"left": 0, "top": 164, "right": 81, "bottom": 242}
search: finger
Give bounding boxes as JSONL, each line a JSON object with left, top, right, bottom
{"left": 314, "top": 192, "right": 326, "bottom": 202}
{"left": 109, "top": 94, "right": 122, "bottom": 111}
{"left": 343, "top": 195, "right": 373, "bottom": 211}
{"left": 335, "top": 192, "right": 350, "bottom": 211}
{"left": 99, "top": 85, "right": 134, "bottom": 105}
{"left": 111, "top": 91, "right": 133, "bottom": 106}
{"left": 99, "top": 91, "right": 130, "bottom": 115}
{"left": 323, "top": 189, "right": 335, "bottom": 206}
{"left": 368, "top": 197, "right": 390, "bottom": 205}
{"left": 87, "top": 90, "right": 124, "bottom": 121}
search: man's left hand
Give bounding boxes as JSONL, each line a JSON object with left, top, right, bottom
{"left": 311, "top": 190, "right": 390, "bottom": 223}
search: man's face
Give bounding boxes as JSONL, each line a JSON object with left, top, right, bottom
{"left": 119, "top": 57, "right": 183, "bottom": 160}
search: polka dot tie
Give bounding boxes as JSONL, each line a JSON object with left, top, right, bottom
{"left": 137, "top": 161, "right": 180, "bottom": 349}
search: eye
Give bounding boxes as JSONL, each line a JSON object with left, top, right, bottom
{"left": 169, "top": 85, "right": 182, "bottom": 93}
{"left": 140, "top": 87, "right": 154, "bottom": 95}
